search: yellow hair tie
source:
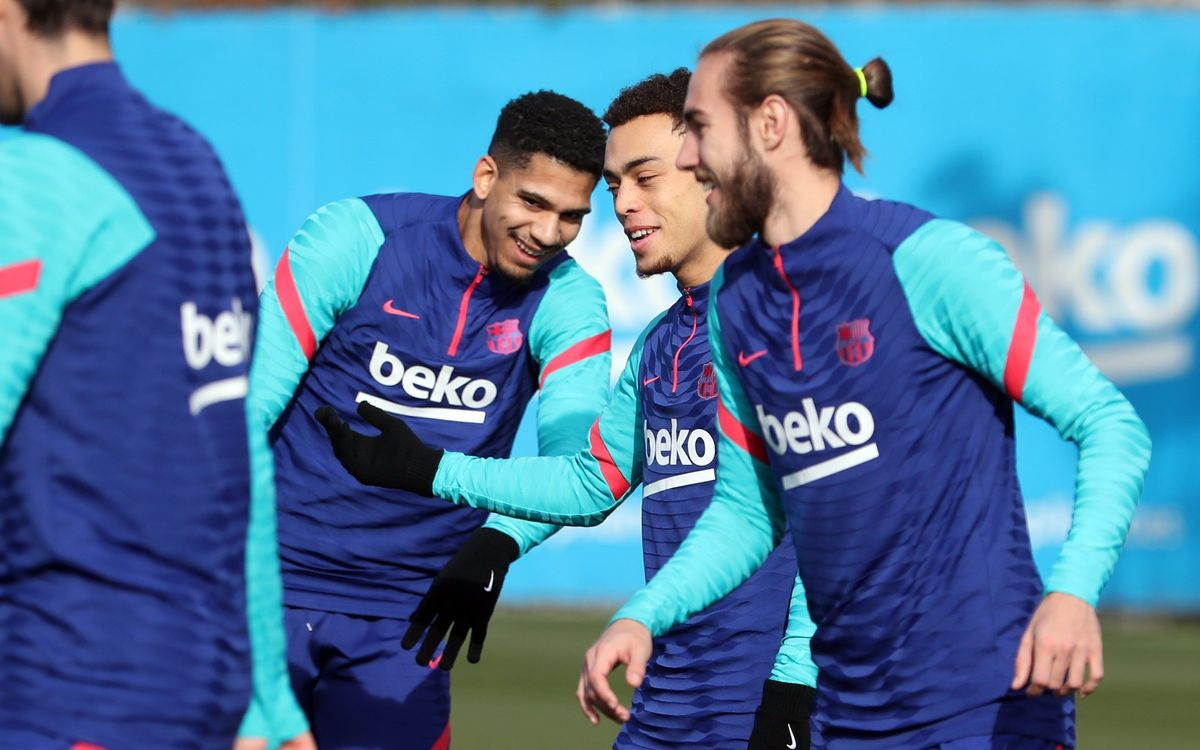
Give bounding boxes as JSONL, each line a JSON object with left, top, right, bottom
{"left": 854, "top": 67, "right": 868, "bottom": 98}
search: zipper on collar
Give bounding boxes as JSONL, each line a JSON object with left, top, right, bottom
{"left": 771, "top": 247, "right": 803, "bottom": 372}
{"left": 672, "top": 288, "right": 699, "bottom": 393}
{"left": 448, "top": 264, "right": 487, "bottom": 357}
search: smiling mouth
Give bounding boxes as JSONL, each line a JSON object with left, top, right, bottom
{"left": 628, "top": 228, "right": 659, "bottom": 241}
{"left": 514, "top": 236, "right": 552, "bottom": 259}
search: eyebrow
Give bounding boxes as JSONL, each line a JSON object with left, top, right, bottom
{"left": 683, "top": 109, "right": 703, "bottom": 127}
{"left": 602, "top": 156, "right": 661, "bottom": 182}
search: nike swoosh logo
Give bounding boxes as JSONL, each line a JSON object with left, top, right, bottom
{"left": 786, "top": 723, "right": 797, "bottom": 750}
{"left": 483, "top": 570, "right": 495, "bottom": 593}
{"left": 428, "top": 653, "right": 442, "bottom": 670}
{"left": 738, "top": 349, "right": 767, "bottom": 367}
{"left": 643, "top": 376, "right": 660, "bottom": 386}
{"left": 383, "top": 299, "right": 420, "bottom": 319}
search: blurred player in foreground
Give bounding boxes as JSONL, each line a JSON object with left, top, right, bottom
{"left": 252, "top": 92, "right": 611, "bottom": 749}
{"left": 0, "top": 0, "right": 309, "bottom": 747}
{"left": 580, "top": 18, "right": 1151, "bottom": 750}
{"left": 319, "top": 70, "right": 819, "bottom": 749}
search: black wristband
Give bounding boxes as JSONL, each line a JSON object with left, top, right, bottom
{"left": 458, "top": 527, "right": 520, "bottom": 566}
{"left": 757, "top": 679, "right": 816, "bottom": 721}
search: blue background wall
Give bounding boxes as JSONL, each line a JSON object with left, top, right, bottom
{"left": 27, "top": 6, "right": 1200, "bottom": 607}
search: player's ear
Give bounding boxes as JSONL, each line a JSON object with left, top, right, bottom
{"left": 756, "top": 94, "right": 790, "bottom": 153}
{"left": 472, "top": 155, "right": 499, "bottom": 201}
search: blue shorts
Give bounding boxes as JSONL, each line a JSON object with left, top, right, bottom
{"left": 286, "top": 606, "right": 451, "bottom": 750}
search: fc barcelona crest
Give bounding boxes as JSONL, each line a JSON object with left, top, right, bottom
{"left": 835, "top": 319, "right": 874, "bottom": 366}
{"left": 697, "top": 362, "right": 718, "bottom": 400}
{"left": 486, "top": 319, "right": 523, "bottom": 355}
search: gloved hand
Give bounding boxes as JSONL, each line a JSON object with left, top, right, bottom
{"left": 747, "top": 679, "right": 815, "bottom": 750}
{"left": 314, "top": 401, "right": 442, "bottom": 495}
{"left": 402, "top": 527, "right": 520, "bottom": 671}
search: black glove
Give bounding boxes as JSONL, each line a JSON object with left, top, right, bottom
{"left": 747, "top": 679, "right": 815, "bottom": 750}
{"left": 401, "top": 527, "right": 520, "bottom": 671}
{"left": 314, "top": 401, "right": 443, "bottom": 495}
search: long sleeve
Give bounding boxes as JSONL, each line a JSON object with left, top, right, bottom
{"left": 614, "top": 268, "right": 788, "bottom": 637}
{"left": 435, "top": 314, "right": 657, "bottom": 527}
{"left": 893, "top": 218, "right": 1152, "bottom": 606}
{"left": 0, "top": 134, "right": 155, "bottom": 442}
{"left": 482, "top": 258, "right": 614, "bottom": 553}
{"left": 250, "top": 198, "right": 385, "bottom": 432}
{"left": 237, "top": 389, "right": 308, "bottom": 741}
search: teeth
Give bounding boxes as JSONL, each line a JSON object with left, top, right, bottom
{"left": 630, "top": 229, "right": 656, "bottom": 240}
{"left": 515, "top": 238, "right": 547, "bottom": 257}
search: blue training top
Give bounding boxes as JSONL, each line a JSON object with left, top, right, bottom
{"left": 0, "top": 63, "right": 303, "bottom": 748}
{"left": 615, "top": 185, "right": 1151, "bottom": 748}
{"left": 252, "top": 194, "right": 611, "bottom": 617}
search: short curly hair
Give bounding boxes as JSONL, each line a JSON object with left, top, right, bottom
{"left": 488, "top": 91, "right": 606, "bottom": 180}
{"left": 602, "top": 68, "right": 691, "bottom": 133}
{"left": 18, "top": 0, "right": 112, "bottom": 35}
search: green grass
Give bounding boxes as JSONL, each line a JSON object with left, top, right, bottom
{"left": 452, "top": 608, "right": 1200, "bottom": 748}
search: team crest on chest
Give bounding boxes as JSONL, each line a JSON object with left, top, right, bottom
{"left": 486, "top": 319, "right": 523, "bottom": 355}
{"left": 696, "top": 362, "right": 718, "bottom": 400}
{"left": 835, "top": 319, "right": 875, "bottom": 366}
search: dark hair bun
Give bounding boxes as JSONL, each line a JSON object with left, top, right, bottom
{"left": 862, "top": 57, "right": 894, "bottom": 110}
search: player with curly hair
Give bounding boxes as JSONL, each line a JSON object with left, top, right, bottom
{"left": 251, "top": 91, "right": 613, "bottom": 749}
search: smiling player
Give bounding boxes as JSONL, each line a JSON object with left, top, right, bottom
{"left": 251, "top": 91, "right": 612, "bottom": 749}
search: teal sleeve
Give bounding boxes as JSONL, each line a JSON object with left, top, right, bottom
{"left": 893, "top": 219, "right": 1152, "bottom": 606}
{"left": 250, "top": 198, "right": 385, "bottom": 431}
{"left": 483, "top": 258, "right": 613, "bottom": 553}
{"left": 237, "top": 386, "right": 308, "bottom": 742}
{"left": 0, "top": 134, "right": 154, "bottom": 442}
{"left": 614, "top": 267, "right": 789, "bottom": 636}
{"left": 769, "top": 573, "right": 818, "bottom": 687}
{"left": 435, "top": 316, "right": 655, "bottom": 527}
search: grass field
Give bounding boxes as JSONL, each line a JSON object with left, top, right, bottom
{"left": 451, "top": 608, "right": 1200, "bottom": 749}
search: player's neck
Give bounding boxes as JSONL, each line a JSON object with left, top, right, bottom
{"left": 760, "top": 163, "right": 840, "bottom": 248}
{"left": 457, "top": 192, "right": 489, "bottom": 267}
{"left": 672, "top": 240, "right": 728, "bottom": 290}
{"left": 19, "top": 32, "right": 113, "bottom": 115}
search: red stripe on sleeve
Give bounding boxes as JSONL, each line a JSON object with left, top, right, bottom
{"left": 717, "top": 396, "right": 768, "bottom": 463}
{"left": 539, "top": 329, "right": 611, "bottom": 388}
{"left": 589, "top": 418, "right": 630, "bottom": 500}
{"left": 1003, "top": 280, "right": 1041, "bottom": 403}
{"left": 0, "top": 259, "right": 42, "bottom": 298}
{"left": 275, "top": 249, "right": 317, "bottom": 361}
{"left": 429, "top": 722, "right": 450, "bottom": 750}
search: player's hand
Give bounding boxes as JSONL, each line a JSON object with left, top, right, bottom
{"left": 1012, "top": 591, "right": 1104, "bottom": 698}
{"left": 315, "top": 401, "right": 443, "bottom": 494}
{"left": 577, "top": 618, "right": 652, "bottom": 725}
{"left": 402, "top": 528, "right": 519, "bottom": 670}
{"left": 232, "top": 731, "right": 317, "bottom": 750}
{"left": 747, "top": 679, "right": 815, "bottom": 750}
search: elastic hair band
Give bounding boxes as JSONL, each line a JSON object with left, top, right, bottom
{"left": 854, "top": 67, "right": 868, "bottom": 99}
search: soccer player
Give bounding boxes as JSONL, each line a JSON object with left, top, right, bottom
{"left": 577, "top": 19, "right": 1151, "bottom": 749}
{"left": 0, "top": 1, "right": 309, "bottom": 748}
{"left": 318, "top": 70, "right": 818, "bottom": 750}
{"left": 251, "top": 91, "right": 612, "bottom": 749}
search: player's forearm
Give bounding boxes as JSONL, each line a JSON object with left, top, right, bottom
{"left": 242, "top": 402, "right": 309, "bottom": 740}
{"left": 433, "top": 450, "right": 624, "bottom": 526}
{"left": 770, "top": 572, "right": 818, "bottom": 687}
{"left": 1026, "top": 338, "right": 1151, "bottom": 604}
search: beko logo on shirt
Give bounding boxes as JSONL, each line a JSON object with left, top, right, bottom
{"left": 180, "top": 299, "right": 252, "bottom": 415}
{"left": 755, "top": 398, "right": 879, "bottom": 489}
{"left": 643, "top": 419, "right": 715, "bottom": 468}
{"left": 359, "top": 341, "right": 497, "bottom": 424}
{"left": 642, "top": 419, "right": 717, "bottom": 498}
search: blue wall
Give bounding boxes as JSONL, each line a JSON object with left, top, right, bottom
{"left": 40, "top": 6, "right": 1200, "bottom": 606}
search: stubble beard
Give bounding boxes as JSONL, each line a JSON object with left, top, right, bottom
{"left": 705, "top": 139, "right": 775, "bottom": 250}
